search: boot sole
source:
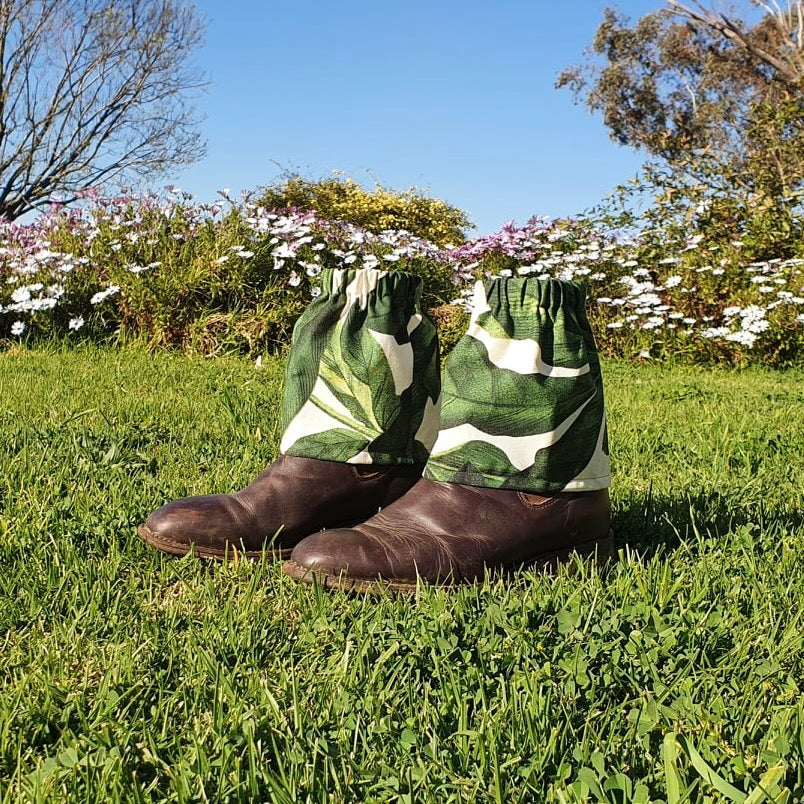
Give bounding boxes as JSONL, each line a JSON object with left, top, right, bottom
{"left": 282, "top": 531, "right": 616, "bottom": 595}
{"left": 137, "top": 524, "right": 293, "bottom": 561}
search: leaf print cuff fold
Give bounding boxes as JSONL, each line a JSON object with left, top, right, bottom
{"left": 280, "top": 268, "right": 441, "bottom": 465}
{"left": 424, "top": 277, "right": 610, "bottom": 492}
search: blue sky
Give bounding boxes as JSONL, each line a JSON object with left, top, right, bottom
{"left": 177, "top": 0, "right": 662, "bottom": 235}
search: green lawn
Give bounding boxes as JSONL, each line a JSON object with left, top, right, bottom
{"left": 1, "top": 345, "right": 803, "bottom": 802}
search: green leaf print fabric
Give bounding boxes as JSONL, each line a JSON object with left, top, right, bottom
{"left": 280, "top": 268, "right": 441, "bottom": 465}
{"left": 423, "top": 277, "right": 610, "bottom": 492}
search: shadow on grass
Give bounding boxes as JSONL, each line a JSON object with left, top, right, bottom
{"left": 612, "top": 485, "right": 804, "bottom": 559}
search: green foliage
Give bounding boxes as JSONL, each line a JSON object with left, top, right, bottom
{"left": 619, "top": 159, "right": 804, "bottom": 266}
{"left": 3, "top": 189, "right": 803, "bottom": 365}
{"left": 428, "top": 303, "right": 470, "bottom": 362}
{"left": 47, "top": 199, "right": 310, "bottom": 354}
{"left": 447, "top": 211, "right": 804, "bottom": 367}
{"left": 1, "top": 348, "right": 804, "bottom": 800}
{"left": 573, "top": 168, "right": 804, "bottom": 367}
{"left": 258, "top": 173, "right": 472, "bottom": 246}
{"left": 557, "top": 1, "right": 804, "bottom": 358}
{"left": 557, "top": 3, "right": 804, "bottom": 207}
{"left": 1, "top": 191, "right": 459, "bottom": 356}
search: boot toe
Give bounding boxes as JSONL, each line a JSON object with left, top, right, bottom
{"left": 287, "top": 529, "right": 380, "bottom": 576}
{"left": 139, "top": 495, "right": 250, "bottom": 558}
{"left": 148, "top": 496, "right": 205, "bottom": 533}
{"left": 285, "top": 528, "right": 424, "bottom": 590}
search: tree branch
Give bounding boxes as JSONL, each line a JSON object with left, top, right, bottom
{"left": 668, "top": 0, "right": 803, "bottom": 84}
{"left": 0, "top": 0, "right": 207, "bottom": 219}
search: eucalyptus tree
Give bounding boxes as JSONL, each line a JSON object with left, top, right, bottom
{"left": 558, "top": 1, "right": 804, "bottom": 204}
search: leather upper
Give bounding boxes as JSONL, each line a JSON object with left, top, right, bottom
{"left": 142, "top": 455, "right": 423, "bottom": 553}
{"left": 288, "top": 477, "right": 610, "bottom": 584}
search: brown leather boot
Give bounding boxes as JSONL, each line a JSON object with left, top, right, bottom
{"left": 138, "top": 455, "right": 423, "bottom": 560}
{"left": 282, "top": 477, "right": 613, "bottom": 592}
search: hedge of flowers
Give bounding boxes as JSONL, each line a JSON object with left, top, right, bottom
{"left": 1, "top": 187, "right": 803, "bottom": 365}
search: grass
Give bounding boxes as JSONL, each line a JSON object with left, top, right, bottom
{"left": 0, "top": 343, "right": 803, "bottom": 802}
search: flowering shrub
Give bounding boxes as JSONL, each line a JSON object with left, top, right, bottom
{"left": 1, "top": 188, "right": 803, "bottom": 365}
{"left": 449, "top": 216, "right": 804, "bottom": 365}
{"left": 0, "top": 188, "right": 455, "bottom": 354}
{"left": 258, "top": 174, "right": 471, "bottom": 246}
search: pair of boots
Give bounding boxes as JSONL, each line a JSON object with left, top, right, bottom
{"left": 138, "top": 268, "right": 612, "bottom": 592}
